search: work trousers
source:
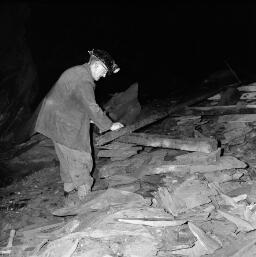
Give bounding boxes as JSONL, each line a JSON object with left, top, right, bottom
{"left": 53, "top": 142, "right": 93, "bottom": 190}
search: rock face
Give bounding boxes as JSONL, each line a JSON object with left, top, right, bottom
{"left": 0, "top": 3, "right": 38, "bottom": 145}
{"left": 104, "top": 82, "right": 141, "bottom": 125}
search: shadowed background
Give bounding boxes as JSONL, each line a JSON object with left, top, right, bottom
{"left": 0, "top": 2, "right": 256, "bottom": 144}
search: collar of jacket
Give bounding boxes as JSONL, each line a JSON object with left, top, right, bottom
{"left": 82, "top": 63, "right": 95, "bottom": 88}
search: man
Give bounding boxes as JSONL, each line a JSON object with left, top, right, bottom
{"left": 35, "top": 49, "right": 124, "bottom": 204}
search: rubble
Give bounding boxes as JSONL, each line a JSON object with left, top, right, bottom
{"left": 204, "top": 229, "right": 256, "bottom": 256}
{"left": 95, "top": 81, "right": 237, "bottom": 146}
{"left": 218, "top": 113, "right": 256, "bottom": 123}
{"left": 238, "top": 82, "right": 256, "bottom": 92}
{"left": 3, "top": 81, "right": 256, "bottom": 256}
{"left": 118, "top": 132, "right": 218, "bottom": 153}
{"left": 0, "top": 229, "right": 15, "bottom": 255}
{"left": 240, "top": 92, "right": 256, "bottom": 100}
{"left": 96, "top": 141, "right": 143, "bottom": 161}
{"left": 103, "top": 82, "right": 141, "bottom": 125}
{"left": 153, "top": 176, "right": 216, "bottom": 216}
{"left": 171, "top": 222, "right": 222, "bottom": 256}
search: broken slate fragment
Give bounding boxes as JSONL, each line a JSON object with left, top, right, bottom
{"left": 217, "top": 210, "right": 255, "bottom": 232}
{"left": 118, "top": 133, "right": 218, "bottom": 153}
{"left": 154, "top": 176, "right": 215, "bottom": 216}
{"left": 203, "top": 169, "right": 245, "bottom": 183}
{"left": 171, "top": 222, "right": 221, "bottom": 257}
{"left": 174, "top": 148, "right": 221, "bottom": 164}
{"left": 238, "top": 83, "right": 256, "bottom": 92}
{"left": 117, "top": 217, "right": 187, "bottom": 227}
{"left": 218, "top": 114, "right": 256, "bottom": 123}
{"left": 52, "top": 188, "right": 149, "bottom": 216}
{"left": 140, "top": 156, "right": 247, "bottom": 176}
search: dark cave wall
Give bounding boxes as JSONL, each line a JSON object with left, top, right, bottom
{"left": 0, "top": 3, "right": 38, "bottom": 144}
{"left": 28, "top": 3, "right": 256, "bottom": 100}
{"left": 1, "top": 3, "right": 256, "bottom": 146}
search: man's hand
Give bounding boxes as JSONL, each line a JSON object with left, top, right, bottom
{"left": 110, "top": 122, "right": 124, "bottom": 131}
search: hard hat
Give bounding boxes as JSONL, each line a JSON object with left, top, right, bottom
{"left": 88, "top": 49, "right": 120, "bottom": 75}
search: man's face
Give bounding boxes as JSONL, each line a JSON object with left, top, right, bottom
{"left": 91, "top": 61, "right": 108, "bottom": 81}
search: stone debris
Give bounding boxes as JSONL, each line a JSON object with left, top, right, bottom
{"left": 218, "top": 113, "right": 256, "bottom": 123}
{"left": 205, "top": 229, "right": 256, "bottom": 256}
{"left": 0, "top": 229, "right": 15, "bottom": 255}
{"left": 118, "top": 132, "right": 218, "bottom": 153}
{"left": 117, "top": 217, "right": 187, "bottom": 227}
{"left": 52, "top": 188, "right": 150, "bottom": 217}
{"left": 240, "top": 92, "right": 256, "bottom": 100}
{"left": 3, "top": 82, "right": 256, "bottom": 256}
{"left": 153, "top": 176, "right": 216, "bottom": 216}
{"left": 97, "top": 146, "right": 142, "bottom": 161}
{"left": 103, "top": 82, "right": 141, "bottom": 125}
{"left": 171, "top": 222, "right": 222, "bottom": 256}
{"left": 238, "top": 82, "right": 256, "bottom": 92}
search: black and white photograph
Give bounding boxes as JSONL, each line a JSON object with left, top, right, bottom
{"left": 0, "top": 2, "right": 256, "bottom": 256}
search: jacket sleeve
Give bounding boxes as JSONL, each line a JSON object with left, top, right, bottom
{"left": 75, "top": 80, "right": 113, "bottom": 133}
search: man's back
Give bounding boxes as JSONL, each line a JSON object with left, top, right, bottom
{"left": 35, "top": 64, "right": 95, "bottom": 151}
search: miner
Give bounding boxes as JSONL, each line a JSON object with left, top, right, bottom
{"left": 35, "top": 49, "right": 124, "bottom": 205}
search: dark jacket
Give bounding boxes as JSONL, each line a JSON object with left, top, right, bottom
{"left": 35, "top": 64, "right": 112, "bottom": 152}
